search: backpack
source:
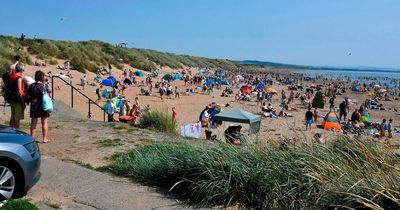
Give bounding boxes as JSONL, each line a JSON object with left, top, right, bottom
{"left": 2, "top": 72, "right": 22, "bottom": 103}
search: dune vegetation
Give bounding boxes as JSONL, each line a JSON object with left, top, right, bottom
{"left": 104, "top": 138, "right": 400, "bottom": 209}
{"left": 0, "top": 35, "right": 241, "bottom": 74}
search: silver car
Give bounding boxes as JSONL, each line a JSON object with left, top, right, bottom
{"left": 0, "top": 125, "right": 41, "bottom": 201}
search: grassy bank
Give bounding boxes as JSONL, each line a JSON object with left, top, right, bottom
{"left": 0, "top": 35, "right": 241, "bottom": 73}
{"left": 0, "top": 199, "right": 38, "bottom": 210}
{"left": 139, "top": 109, "right": 178, "bottom": 134}
{"left": 104, "top": 139, "right": 400, "bottom": 209}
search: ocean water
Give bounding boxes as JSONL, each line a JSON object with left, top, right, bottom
{"left": 292, "top": 68, "right": 400, "bottom": 89}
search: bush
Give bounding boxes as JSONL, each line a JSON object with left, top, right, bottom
{"left": 47, "top": 59, "right": 58, "bottom": 65}
{"left": 139, "top": 109, "right": 177, "bottom": 134}
{"left": 0, "top": 199, "right": 39, "bottom": 210}
{"left": 105, "top": 139, "right": 400, "bottom": 209}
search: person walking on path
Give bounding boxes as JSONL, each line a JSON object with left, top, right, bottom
{"left": 9, "top": 64, "right": 26, "bottom": 129}
{"left": 305, "top": 107, "right": 314, "bottom": 131}
{"left": 25, "top": 70, "right": 51, "bottom": 143}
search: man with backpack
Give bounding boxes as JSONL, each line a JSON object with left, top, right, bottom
{"left": 6, "top": 64, "right": 26, "bottom": 128}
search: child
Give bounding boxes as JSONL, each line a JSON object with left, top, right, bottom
{"left": 305, "top": 107, "right": 314, "bottom": 131}
{"left": 172, "top": 107, "right": 177, "bottom": 122}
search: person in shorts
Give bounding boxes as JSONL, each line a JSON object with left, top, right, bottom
{"left": 305, "top": 107, "right": 314, "bottom": 131}
{"left": 339, "top": 101, "right": 347, "bottom": 121}
{"left": 9, "top": 64, "right": 26, "bottom": 128}
{"left": 25, "top": 70, "right": 51, "bottom": 143}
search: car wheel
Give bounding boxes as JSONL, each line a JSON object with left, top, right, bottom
{"left": 0, "top": 165, "right": 15, "bottom": 201}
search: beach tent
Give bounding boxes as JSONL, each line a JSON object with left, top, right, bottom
{"left": 174, "top": 73, "right": 181, "bottom": 80}
{"left": 162, "top": 74, "right": 173, "bottom": 81}
{"left": 256, "top": 82, "right": 265, "bottom": 90}
{"left": 101, "top": 76, "right": 116, "bottom": 87}
{"left": 213, "top": 109, "right": 261, "bottom": 135}
{"left": 134, "top": 70, "right": 144, "bottom": 77}
{"left": 312, "top": 91, "right": 324, "bottom": 109}
{"left": 266, "top": 87, "right": 277, "bottom": 94}
{"left": 240, "top": 86, "right": 252, "bottom": 94}
{"left": 101, "top": 89, "right": 112, "bottom": 99}
{"left": 123, "top": 78, "right": 133, "bottom": 85}
{"left": 322, "top": 112, "right": 341, "bottom": 131}
{"left": 205, "top": 79, "right": 214, "bottom": 87}
{"left": 352, "top": 86, "right": 360, "bottom": 92}
{"left": 219, "top": 79, "right": 229, "bottom": 85}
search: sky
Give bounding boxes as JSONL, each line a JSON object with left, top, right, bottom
{"left": 1, "top": 0, "right": 400, "bottom": 68}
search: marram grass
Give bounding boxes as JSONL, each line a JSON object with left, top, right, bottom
{"left": 139, "top": 109, "right": 178, "bottom": 135}
{"left": 104, "top": 139, "right": 400, "bottom": 209}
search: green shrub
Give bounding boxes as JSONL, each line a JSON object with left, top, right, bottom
{"left": 47, "top": 59, "right": 58, "bottom": 65}
{"left": 105, "top": 139, "right": 400, "bottom": 209}
{"left": 139, "top": 109, "right": 177, "bottom": 134}
{"left": 0, "top": 199, "right": 39, "bottom": 210}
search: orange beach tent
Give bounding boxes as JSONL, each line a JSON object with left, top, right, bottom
{"left": 321, "top": 112, "right": 341, "bottom": 131}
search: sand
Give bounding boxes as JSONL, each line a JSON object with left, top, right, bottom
{"left": 6, "top": 56, "right": 400, "bottom": 148}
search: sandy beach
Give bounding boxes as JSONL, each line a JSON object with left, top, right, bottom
{"left": 3, "top": 55, "right": 397, "bottom": 150}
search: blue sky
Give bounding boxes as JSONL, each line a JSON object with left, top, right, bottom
{"left": 1, "top": 0, "right": 399, "bottom": 68}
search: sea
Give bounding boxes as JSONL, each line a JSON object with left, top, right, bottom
{"left": 292, "top": 68, "right": 400, "bottom": 90}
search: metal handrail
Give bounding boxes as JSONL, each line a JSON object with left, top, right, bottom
{"left": 51, "top": 76, "right": 106, "bottom": 121}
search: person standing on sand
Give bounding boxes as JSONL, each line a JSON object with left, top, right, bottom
{"left": 96, "top": 85, "right": 103, "bottom": 102}
{"left": 313, "top": 108, "right": 319, "bottom": 123}
{"left": 105, "top": 99, "right": 115, "bottom": 122}
{"left": 305, "top": 107, "right": 314, "bottom": 131}
{"left": 172, "top": 107, "right": 177, "bottom": 123}
{"left": 339, "top": 101, "right": 347, "bottom": 121}
{"left": 388, "top": 118, "right": 393, "bottom": 139}
{"left": 81, "top": 75, "right": 87, "bottom": 90}
{"left": 25, "top": 70, "right": 51, "bottom": 143}
{"left": 175, "top": 86, "right": 180, "bottom": 99}
{"left": 9, "top": 64, "right": 26, "bottom": 129}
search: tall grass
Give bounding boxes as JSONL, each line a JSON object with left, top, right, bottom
{"left": 0, "top": 35, "right": 241, "bottom": 73}
{"left": 105, "top": 139, "right": 400, "bottom": 209}
{"left": 139, "top": 109, "right": 178, "bottom": 134}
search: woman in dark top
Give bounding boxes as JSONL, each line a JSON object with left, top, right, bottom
{"left": 25, "top": 70, "right": 51, "bottom": 143}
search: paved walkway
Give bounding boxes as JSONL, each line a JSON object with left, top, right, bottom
{"left": 28, "top": 156, "right": 192, "bottom": 210}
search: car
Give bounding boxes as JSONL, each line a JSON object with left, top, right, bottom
{"left": 0, "top": 125, "right": 41, "bottom": 201}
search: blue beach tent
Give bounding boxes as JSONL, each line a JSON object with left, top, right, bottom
{"left": 101, "top": 76, "right": 117, "bottom": 87}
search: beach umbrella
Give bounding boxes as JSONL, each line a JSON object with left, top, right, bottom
{"left": 134, "top": 70, "right": 144, "bottom": 77}
{"left": 240, "top": 86, "right": 251, "bottom": 94}
{"left": 256, "top": 82, "right": 265, "bottom": 90}
{"left": 265, "top": 87, "right": 277, "bottom": 94}
{"left": 162, "top": 73, "right": 173, "bottom": 81}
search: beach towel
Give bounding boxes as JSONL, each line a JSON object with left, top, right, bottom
{"left": 180, "top": 122, "right": 201, "bottom": 138}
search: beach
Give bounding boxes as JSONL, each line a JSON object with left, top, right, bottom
{"left": 4, "top": 56, "right": 399, "bottom": 149}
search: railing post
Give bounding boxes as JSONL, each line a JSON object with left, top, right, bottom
{"left": 88, "top": 99, "right": 91, "bottom": 120}
{"left": 71, "top": 81, "right": 74, "bottom": 108}
{"left": 51, "top": 76, "right": 54, "bottom": 100}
